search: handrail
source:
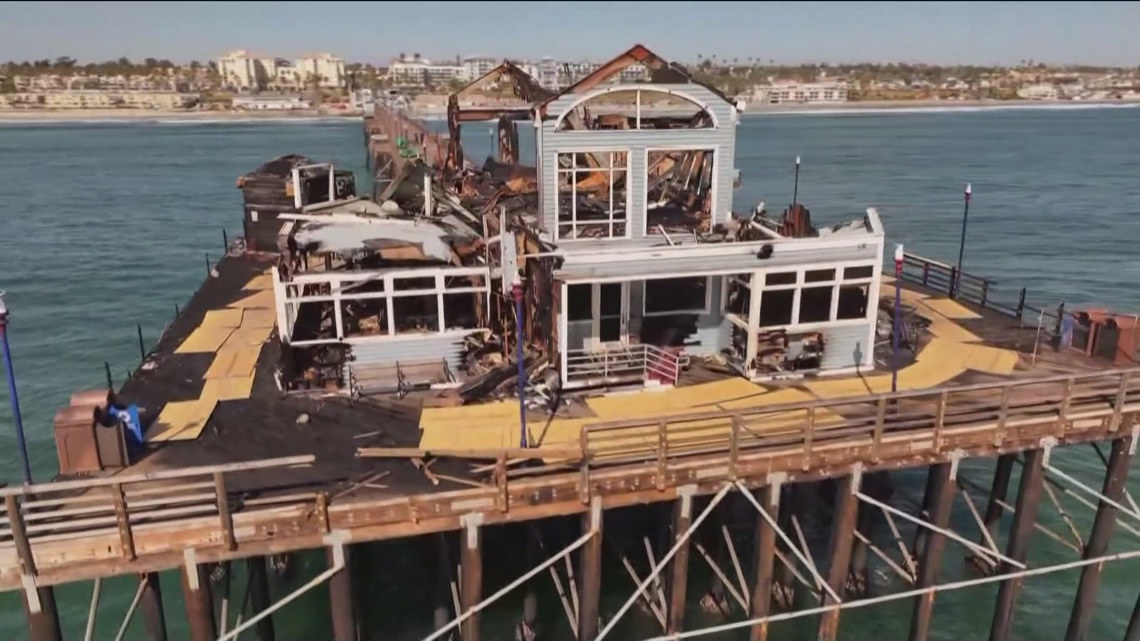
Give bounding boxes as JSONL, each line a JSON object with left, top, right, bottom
{"left": 1, "top": 368, "right": 1138, "bottom": 591}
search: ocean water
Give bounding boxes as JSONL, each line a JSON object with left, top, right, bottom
{"left": 0, "top": 105, "right": 1138, "bottom": 639}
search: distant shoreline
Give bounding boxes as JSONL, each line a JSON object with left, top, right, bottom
{"left": 2, "top": 98, "right": 1138, "bottom": 125}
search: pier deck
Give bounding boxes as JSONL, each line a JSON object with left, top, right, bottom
{"left": 1, "top": 248, "right": 1136, "bottom": 594}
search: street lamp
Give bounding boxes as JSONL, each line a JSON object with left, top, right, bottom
{"left": 792, "top": 156, "right": 802, "bottom": 209}
{"left": 0, "top": 292, "right": 33, "bottom": 484}
{"left": 954, "top": 183, "right": 972, "bottom": 298}
{"left": 512, "top": 275, "right": 528, "bottom": 448}
{"left": 891, "top": 245, "right": 904, "bottom": 394}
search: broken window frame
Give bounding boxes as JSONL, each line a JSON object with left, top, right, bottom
{"left": 553, "top": 87, "right": 720, "bottom": 132}
{"left": 555, "top": 150, "right": 630, "bottom": 241}
{"left": 721, "top": 262, "right": 877, "bottom": 333}
{"left": 279, "top": 266, "right": 490, "bottom": 346}
{"left": 643, "top": 146, "right": 718, "bottom": 236}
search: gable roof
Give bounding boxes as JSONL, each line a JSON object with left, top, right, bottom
{"left": 536, "top": 44, "right": 736, "bottom": 117}
{"left": 454, "top": 60, "right": 554, "bottom": 104}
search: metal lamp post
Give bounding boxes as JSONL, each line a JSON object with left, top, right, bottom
{"left": 792, "top": 156, "right": 801, "bottom": 209}
{"left": 891, "top": 245, "right": 904, "bottom": 394}
{"left": 954, "top": 183, "right": 972, "bottom": 297}
{"left": 0, "top": 292, "right": 33, "bottom": 484}
{"left": 512, "top": 276, "right": 528, "bottom": 448}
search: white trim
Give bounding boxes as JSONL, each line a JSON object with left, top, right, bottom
{"left": 560, "top": 280, "right": 569, "bottom": 385}
{"left": 642, "top": 276, "right": 713, "bottom": 317}
{"left": 641, "top": 144, "right": 721, "bottom": 234}
{"left": 553, "top": 148, "right": 633, "bottom": 242}
{"left": 551, "top": 85, "right": 723, "bottom": 131}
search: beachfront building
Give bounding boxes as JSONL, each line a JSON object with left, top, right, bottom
{"left": 1017, "top": 83, "right": 1061, "bottom": 100}
{"left": 386, "top": 55, "right": 463, "bottom": 87}
{"left": 461, "top": 56, "right": 498, "bottom": 82}
{"left": 217, "top": 50, "right": 347, "bottom": 91}
{"left": 0, "top": 90, "right": 199, "bottom": 110}
{"left": 231, "top": 95, "right": 312, "bottom": 111}
{"left": 751, "top": 81, "right": 850, "bottom": 105}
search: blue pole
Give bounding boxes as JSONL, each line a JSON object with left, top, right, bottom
{"left": 514, "top": 280, "right": 528, "bottom": 448}
{"left": 892, "top": 245, "right": 904, "bottom": 394}
{"left": 0, "top": 297, "right": 33, "bottom": 484}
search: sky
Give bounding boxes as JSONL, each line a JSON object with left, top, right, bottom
{"left": 1, "top": 1, "right": 1139, "bottom": 67}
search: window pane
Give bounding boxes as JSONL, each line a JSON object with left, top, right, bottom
{"left": 798, "top": 286, "right": 834, "bottom": 324}
{"left": 844, "top": 265, "right": 875, "bottom": 280}
{"left": 645, "top": 277, "right": 707, "bottom": 315}
{"left": 443, "top": 292, "right": 480, "bottom": 330}
{"left": 392, "top": 295, "right": 439, "bottom": 333}
{"left": 804, "top": 269, "right": 836, "bottom": 283}
{"left": 837, "top": 284, "right": 869, "bottom": 320}
{"left": 766, "top": 271, "right": 797, "bottom": 286}
{"left": 758, "top": 289, "right": 795, "bottom": 327}
{"left": 567, "top": 284, "right": 592, "bottom": 322}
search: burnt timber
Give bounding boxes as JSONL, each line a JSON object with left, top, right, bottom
{"left": 4, "top": 44, "right": 1140, "bottom": 641}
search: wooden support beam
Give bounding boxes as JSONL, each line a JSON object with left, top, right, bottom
{"left": 140, "top": 572, "right": 168, "bottom": 641}
{"left": 248, "top": 557, "right": 276, "bottom": 641}
{"left": 908, "top": 462, "right": 954, "bottom": 641}
{"left": 23, "top": 586, "right": 62, "bottom": 641}
{"left": 773, "top": 485, "right": 800, "bottom": 611}
{"left": 819, "top": 471, "right": 861, "bottom": 641}
{"left": 180, "top": 558, "right": 216, "bottom": 641}
{"left": 846, "top": 503, "right": 874, "bottom": 597}
{"left": 749, "top": 484, "right": 778, "bottom": 641}
{"left": 578, "top": 499, "right": 603, "bottom": 641}
{"left": 1064, "top": 434, "right": 1135, "bottom": 641}
{"left": 214, "top": 472, "right": 236, "bottom": 551}
{"left": 1126, "top": 590, "right": 1140, "bottom": 641}
{"left": 460, "top": 515, "right": 483, "bottom": 641}
{"left": 356, "top": 447, "right": 580, "bottom": 460}
{"left": 990, "top": 448, "right": 1047, "bottom": 641}
{"left": 667, "top": 489, "right": 696, "bottom": 635}
{"left": 328, "top": 544, "right": 356, "bottom": 641}
{"left": 968, "top": 454, "right": 1016, "bottom": 574}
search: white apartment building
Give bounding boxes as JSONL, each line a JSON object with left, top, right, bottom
{"left": 1017, "top": 83, "right": 1060, "bottom": 100}
{"left": 216, "top": 50, "right": 346, "bottom": 91}
{"left": 461, "top": 56, "right": 497, "bottom": 81}
{"left": 386, "top": 55, "right": 463, "bottom": 86}
{"left": 0, "top": 90, "right": 199, "bottom": 110}
{"left": 753, "top": 81, "right": 850, "bottom": 105}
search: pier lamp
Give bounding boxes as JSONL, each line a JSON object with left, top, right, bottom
{"left": 891, "top": 245, "right": 904, "bottom": 394}
{"left": 0, "top": 292, "right": 33, "bottom": 484}
{"left": 954, "top": 183, "right": 972, "bottom": 298}
{"left": 512, "top": 275, "right": 528, "bottom": 448}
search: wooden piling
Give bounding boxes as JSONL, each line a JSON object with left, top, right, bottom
{"left": 460, "top": 516, "right": 483, "bottom": 641}
{"left": 846, "top": 504, "right": 873, "bottom": 597}
{"left": 1064, "top": 435, "right": 1135, "bottom": 641}
{"left": 180, "top": 561, "right": 216, "bottom": 641}
{"left": 140, "top": 572, "right": 168, "bottom": 641}
{"left": 990, "top": 448, "right": 1047, "bottom": 641}
{"left": 327, "top": 545, "right": 356, "bottom": 641}
{"left": 667, "top": 491, "right": 695, "bottom": 635}
{"left": 22, "top": 587, "right": 62, "bottom": 641}
{"left": 1126, "top": 590, "right": 1140, "bottom": 641}
{"left": 749, "top": 485, "right": 778, "bottom": 641}
{"left": 248, "top": 557, "right": 277, "bottom": 641}
{"left": 818, "top": 472, "right": 860, "bottom": 641}
{"left": 773, "top": 485, "right": 799, "bottom": 610}
{"left": 969, "top": 454, "right": 1016, "bottom": 573}
{"left": 908, "top": 462, "right": 954, "bottom": 641}
{"left": 578, "top": 499, "right": 603, "bottom": 641}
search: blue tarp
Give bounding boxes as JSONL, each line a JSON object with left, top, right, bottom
{"left": 109, "top": 403, "right": 143, "bottom": 446}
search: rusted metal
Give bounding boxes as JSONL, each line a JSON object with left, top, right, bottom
{"left": 990, "top": 447, "right": 1047, "bottom": 641}
{"left": 1064, "top": 434, "right": 1135, "bottom": 641}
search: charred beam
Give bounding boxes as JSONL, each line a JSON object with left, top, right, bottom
{"left": 248, "top": 557, "right": 276, "bottom": 641}
{"left": 1064, "top": 434, "right": 1135, "bottom": 641}
{"left": 579, "top": 499, "right": 603, "bottom": 641}
{"left": 819, "top": 471, "right": 861, "bottom": 641}
{"left": 140, "top": 572, "right": 168, "bottom": 641}
{"left": 460, "top": 515, "right": 484, "bottom": 641}
{"left": 990, "top": 448, "right": 1047, "bottom": 641}
{"left": 23, "top": 586, "right": 62, "bottom": 641}
{"left": 180, "top": 561, "right": 216, "bottom": 641}
{"left": 749, "top": 484, "right": 779, "bottom": 641}
{"left": 667, "top": 489, "right": 696, "bottom": 634}
{"left": 328, "top": 545, "right": 357, "bottom": 641}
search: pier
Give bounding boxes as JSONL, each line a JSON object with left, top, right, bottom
{"left": 3, "top": 44, "right": 1140, "bottom": 641}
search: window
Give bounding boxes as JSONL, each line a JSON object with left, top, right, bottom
{"left": 753, "top": 263, "right": 877, "bottom": 328}
{"left": 758, "top": 290, "right": 795, "bottom": 327}
{"left": 567, "top": 284, "right": 592, "bottom": 322}
{"left": 556, "top": 151, "right": 628, "bottom": 240}
{"left": 837, "top": 284, "right": 869, "bottom": 320}
{"left": 799, "top": 286, "right": 833, "bottom": 324}
{"left": 844, "top": 265, "right": 874, "bottom": 280}
{"left": 766, "top": 272, "right": 797, "bottom": 286}
{"left": 555, "top": 88, "right": 717, "bottom": 132}
{"left": 644, "top": 277, "right": 710, "bottom": 316}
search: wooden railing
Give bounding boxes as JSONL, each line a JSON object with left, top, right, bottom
{"left": 2, "top": 369, "right": 1139, "bottom": 590}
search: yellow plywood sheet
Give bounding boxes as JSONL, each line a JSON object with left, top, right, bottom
{"left": 147, "top": 398, "right": 219, "bottom": 443}
{"left": 203, "top": 348, "right": 260, "bottom": 380}
{"left": 224, "top": 326, "right": 273, "bottom": 348}
{"left": 584, "top": 378, "right": 764, "bottom": 418}
{"left": 922, "top": 297, "right": 983, "bottom": 320}
{"left": 239, "top": 309, "right": 277, "bottom": 329}
{"left": 201, "top": 308, "right": 244, "bottom": 330}
{"left": 926, "top": 316, "right": 981, "bottom": 343}
{"left": 228, "top": 289, "right": 276, "bottom": 310}
{"left": 175, "top": 326, "right": 235, "bottom": 354}
{"left": 244, "top": 272, "right": 274, "bottom": 291}
{"left": 961, "top": 344, "right": 1020, "bottom": 376}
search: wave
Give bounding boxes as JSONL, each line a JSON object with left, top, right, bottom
{"left": 745, "top": 101, "right": 1140, "bottom": 118}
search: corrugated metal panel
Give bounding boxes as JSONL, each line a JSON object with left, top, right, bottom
{"left": 346, "top": 334, "right": 469, "bottom": 377}
{"left": 539, "top": 83, "right": 738, "bottom": 236}
{"left": 556, "top": 243, "right": 881, "bottom": 282}
{"left": 819, "top": 323, "right": 872, "bottom": 371}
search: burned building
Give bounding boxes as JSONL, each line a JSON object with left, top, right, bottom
{"left": 269, "top": 44, "right": 886, "bottom": 399}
